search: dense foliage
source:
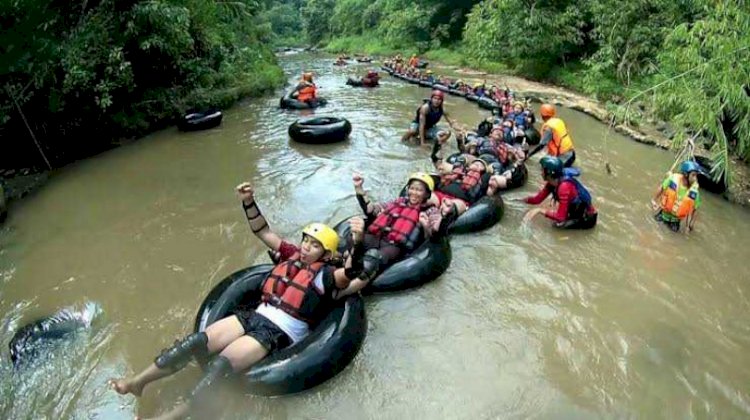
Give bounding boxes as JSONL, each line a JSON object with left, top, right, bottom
{"left": 1, "top": 0, "right": 284, "bottom": 168}
{"left": 3, "top": 0, "right": 748, "bottom": 182}
{"left": 292, "top": 0, "right": 749, "bottom": 182}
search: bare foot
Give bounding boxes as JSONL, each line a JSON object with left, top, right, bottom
{"left": 108, "top": 378, "right": 144, "bottom": 397}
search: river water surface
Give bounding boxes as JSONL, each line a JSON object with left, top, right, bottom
{"left": 1, "top": 53, "right": 749, "bottom": 419}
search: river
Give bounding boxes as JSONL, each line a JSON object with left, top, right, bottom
{"left": 1, "top": 52, "right": 749, "bottom": 419}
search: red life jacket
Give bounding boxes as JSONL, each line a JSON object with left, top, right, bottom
{"left": 261, "top": 253, "right": 326, "bottom": 322}
{"left": 440, "top": 165, "right": 483, "bottom": 192}
{"left": 367, "top": 197, "right": 425, "bottom": 247}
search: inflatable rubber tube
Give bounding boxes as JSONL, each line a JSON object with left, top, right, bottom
{"left": 288, "top": 117, "right": 352, "bottom": 144}
{"left": 447, "top": 195, "right": 505, "bottom": 234}
{"left": 448, "top": 88, "right": 467, "bottom": 97}
{"left": 466, "top": 94, "right": 479, "bottom": 102}
{"left": 477, "top": 97, "right": 500, "bottom": 111}
{"left": 416, "top": 61, "right": 429, "bottom": 69}
{"left": 333, "top": 218, "right": 452, "bottom": 293}
{"left": 193, "top": 265, "right": 366, "bottom": 396}
{"left": 279, "top": 94, "right": 328, "bottom": 110}
{"left": 694, "top": 156, "right": 728, "bottom": 194}
{"left": 9, "top": 302, "right": 100, "bottom": 368}
{"left": 407, "top": 77, "right": 421, "bottom": 85}
{"left": 433, "top": 84, "right": 450, "bottom": 93}
{"left": 524, "top": 127, "right": 541, "bottom": 146}
{"left": 346, "top": 77, "right": 365, "bottom": 87}
{"left": 418, "top": 80, "right": 434, "bottom": 88}
{"left": 381, "top": 66, "right": 394, "bottom": 74}
{"left": 356, "top": 58, "right": 372, "bottom": 63}
{"left": 346, "top": 77, "right": 378, "bottom": 88}
{"left": 178, "top": 109, "right": 223, "bottom": 132}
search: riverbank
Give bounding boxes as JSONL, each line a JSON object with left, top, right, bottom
{"left": 1, "top": 63, "right": 286, "bottom": 224}
{"left": 324, "top": 39, "right": 750, "bottom": 207}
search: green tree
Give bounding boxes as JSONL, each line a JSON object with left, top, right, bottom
{"left": 652, "top": 1, "right": 750, "bottom": 184}
{"left": 463, "top": 0, "right": 585, "bottom": 77}
{"left": 301, "top": 0, "right": 335, "bottom": 44}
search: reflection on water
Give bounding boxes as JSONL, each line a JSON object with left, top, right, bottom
{"left": 1, "top": 53, "right": 749, "bottom": 419}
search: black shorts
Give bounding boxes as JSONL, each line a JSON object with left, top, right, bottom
{"left": 234, "top": 310, "right": 291, "bottom": 353}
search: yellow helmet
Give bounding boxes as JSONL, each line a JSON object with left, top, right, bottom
{"left": 426, "top": 70, "right": 433, "bottom": 74}
{"left": 407, "top": 172, "right": 435, "bottom": 193}
{"left": 473, "top": 82, "right": 483, "bottom": 88}
{"left": 301, "top": 223, "right": 339, "bottom": 253}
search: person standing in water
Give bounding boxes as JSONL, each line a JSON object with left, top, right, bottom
{"left": 652, "top": 160, "right": 701, "bottom": 233}
{"left": 401, "top": 90, "right": 455, "bottom": 146}
{"left": 522, "top": 156, "right": 598, "bottom": 229}
{"left": 526, "top": 103, "right": 576, "bottom": 167}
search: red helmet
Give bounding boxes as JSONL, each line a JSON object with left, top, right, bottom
{"left": 431, "top": 90, "right": 445, "bottom": 100}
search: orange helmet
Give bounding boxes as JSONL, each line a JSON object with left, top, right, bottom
{"left": 540, "top": 103, "right": 555, "bottom": 118}
{"left": 302, "top": 72, "right": 313, "bottom": 82}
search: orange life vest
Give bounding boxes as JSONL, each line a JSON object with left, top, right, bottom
{"left": 367, "top": 197, "right": 425, "bottom": 247}
{"left": 262, "top": 253, "right": 326, "bottom": 322}
{"left": 542, "top": 117, "right": 574, "bottom": 156}
{"left": 660, "top": 173, "right": 699, "bottom": 219}
{"left": 297, "top": 83, "right": 317, "bottom": 102}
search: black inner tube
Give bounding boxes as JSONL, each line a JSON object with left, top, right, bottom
{"left": 288, "top": 117, "right": 352, "bottom": 144}
{"left": 333, "top": 217, "right": 452, "bottom": 293}
{"left": 193, "top": 264, "right": 367, "bottom": 396}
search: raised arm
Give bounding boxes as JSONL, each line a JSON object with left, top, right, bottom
{"left": 332, "top": 217, "right": 366, "bottom": 289}
{"left": 236, "top": 182, "right": 283, "bottom": 251}
{"left": 353, "top": 173, "right": 377, "bottom": 215}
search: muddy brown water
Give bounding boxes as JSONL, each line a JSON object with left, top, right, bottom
{"left": 1, "top": 53, "right": 749, "bottom": 419}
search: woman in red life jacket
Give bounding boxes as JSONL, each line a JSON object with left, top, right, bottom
{"left": 522, "top": 156, "right": 598, "bottom": 229}
{"left": 338, "top": 172, "right": 447, "bottom": 296}
{"left": 109, "top": 183, "right": 366, "bottom": 420}
{"left": 429, "top": 156, "right": 493, "bottom": 219}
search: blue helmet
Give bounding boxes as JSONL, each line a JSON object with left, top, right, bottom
{"left": 540, "top": 156, "right": 564, "bottom": 179}
{"left": 679, "top": 160, "right": 701, "bottom": 175}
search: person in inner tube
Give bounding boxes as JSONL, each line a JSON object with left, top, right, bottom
{"left": 401, "top": 90, "right": 454, "bottom": 146}
{"left": 521, "top": 156, "right": 598, "bottom": 229}
{"left": 336, "top": 172, "right": 453, "bottom": 297}
{"left": 427, "top": 154, "right": 494, "bottom": 223}
{"left": 362, "top": 69, "right": 380, "bottom": 87}
{"left": 109, "top": 183, "right": 366, "bottom": 420}
{"left": 439, "top": 126, "right": 526, "bottom": 195}
{"left": 291, "top": 72, "right": 319, "bottom": 105}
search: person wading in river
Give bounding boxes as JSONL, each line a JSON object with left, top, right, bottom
{"left": 522, "top": 156, "right": 598, "bottom": 229}
{"left": 651, "top": 160, "right": 701, "bottom": 233}
{"left": 526, "top": 103, "right": 576, "bottom": 167}
{"left": 109, "top": 183, "right": 366, "bottom": 420}
{"left": 401, "top": 90, "right": 455, "bottom": 146}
